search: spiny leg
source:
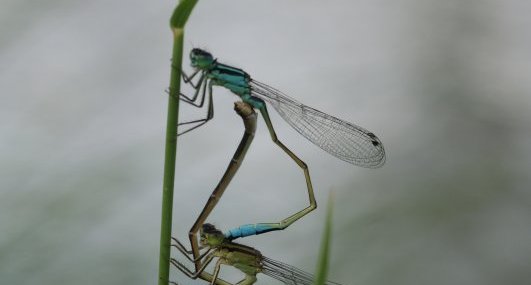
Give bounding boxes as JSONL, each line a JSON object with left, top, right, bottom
{"left": 199, "top": 272, "right": 234, "bottom": 285}
{"left": 166, "top": 65, "right": 210, "bottom": 108}
{"left": 166, "top": 62, "right": 204, "bottom": 102}
{"left": 168, "top": 273, "right": 233, "bottom": 285}
{"left": 187, "top": 102, "right": 257, "bottom": 271}
{"left": 171, "top": 238, "right": 210, "bottom": 263}
{"left": 235, "top": 275, "right": 257, "bottom": 285}
{"left": 166, "top": 73, "right": 207, "bottom": 107}
{"left": 170, "top": 261, "right": 236, "bottom": 285}
{"left": 178, "top": 267, "right": 255, "bottom": 285}
{"left": 180, "top": 73, "right": 207, "bottom": 104}
{"left": 171, "top": 236, "right": 208, "bottom": 255}
{"left": 225, "top": 102, "right": 316, "bottom": 240}
{"left": 170, "top": 251, "right": 215, "bottom": 279}
{"left": 181, "top": 69, "right": 202, "bottom": 88}
{"left": 169, "top": 245, "right": 232, "bottom": 285}
{"left": 210, "top": 259, "right": 223, "bottom": 285}
{"left": 177, "top": 81, "right": 214, "bottom": 136}
{"left": 170, "top": 57, "right": 201, "bottom": 88}
{"left": 169, "top": 253, "right": 233, "bottom": 285}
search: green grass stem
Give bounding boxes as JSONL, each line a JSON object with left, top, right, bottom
{"left": 313, "top": 192, "right": 334, "bottom": 285}
{"left": 158, "top": 1, "right": 198, "bottom": 285}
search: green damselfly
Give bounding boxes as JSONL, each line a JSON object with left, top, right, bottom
{"left": 175, "top": 49, "right": 385, "bottom": 168}
{"left": 171, "top": 223, "right": 341, "bottom": 285}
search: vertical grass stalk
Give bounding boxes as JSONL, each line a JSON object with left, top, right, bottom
{"left": 158, "top": 1, "right": 198, "bottom": 285}
{"left": 313, "top": 192, "right": 334, "bottom": 285}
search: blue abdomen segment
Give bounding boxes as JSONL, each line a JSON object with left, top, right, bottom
{"left": 224, "top": 224, "right": 278, "bottom": 240}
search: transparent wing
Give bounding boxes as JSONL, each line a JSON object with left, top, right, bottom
{"left": 251, "top": 80, "right": 385, "bottom": 168}
{"left": 262, "top": 257, "right": 342, "bottom": 285}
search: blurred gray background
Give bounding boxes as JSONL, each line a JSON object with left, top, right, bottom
{"left": 1, "top": 0, "right": 530, "bottom": 284}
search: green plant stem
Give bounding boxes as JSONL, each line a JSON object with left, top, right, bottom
{"left": 158, "top": 1, "right": 198, "bottom": 285}
{"left": 313, "top": 192, "right": 334, "bottom": 285}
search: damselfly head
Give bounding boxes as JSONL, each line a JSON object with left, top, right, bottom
{"left": 190, "top": 48, "right": 214, "bottom": 69}
{"left": 200, "top": 223, "right": 225, "bottom": 247}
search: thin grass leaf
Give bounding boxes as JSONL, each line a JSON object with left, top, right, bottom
{"left": 313, "top": 192, "right": 334, "bottom": 285}
{"left": 170, "top": 0, "right": 199, "bottom": 31}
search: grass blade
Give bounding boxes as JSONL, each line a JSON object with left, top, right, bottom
{"left": 313, "top": 192, "right": 334, "bottom": 285}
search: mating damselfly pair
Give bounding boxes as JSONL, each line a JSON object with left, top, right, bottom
{"left": 169, "top": 49, "right": 386, "bottom": 285}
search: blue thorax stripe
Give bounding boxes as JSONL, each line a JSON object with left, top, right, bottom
{"left": 214, "top": 63, "right": 249, "bottom": 78}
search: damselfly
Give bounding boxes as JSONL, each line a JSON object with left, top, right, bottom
{"left": 171, "top": 223, "right": 341, "bottom": 285}
{"left": 174, "top": 49, "right": 385, "bottom": 168}
{"left": 171, "top": 50, "right": 385, "bottom": 271}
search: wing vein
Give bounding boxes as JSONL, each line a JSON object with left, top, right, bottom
{"left": 250, "top": 80, "right": 385, "bottom": 168}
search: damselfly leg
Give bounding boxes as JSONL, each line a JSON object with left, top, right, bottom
{"left": 177, "top": 81, "right": 214, "bottom": 136}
